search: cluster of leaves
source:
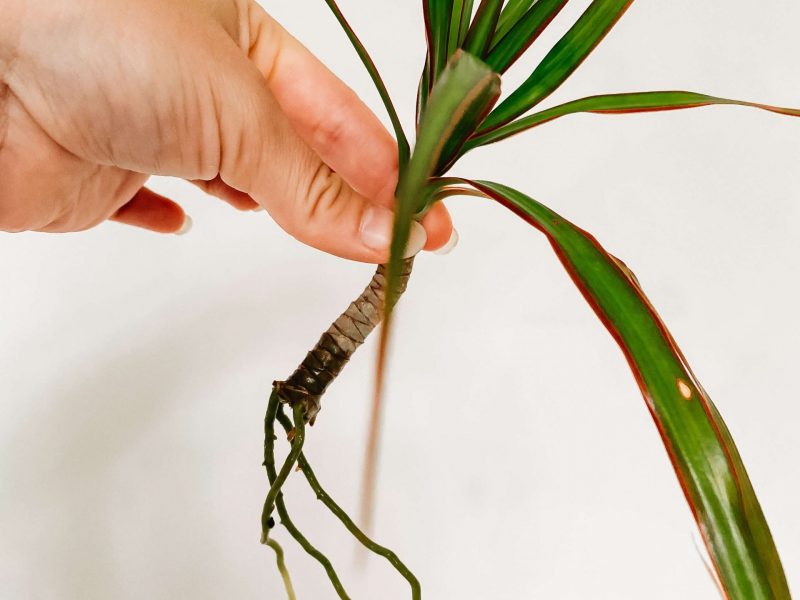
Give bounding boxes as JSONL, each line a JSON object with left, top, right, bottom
{"left": 267, "top": 1, "right": 798, "bottom": 598}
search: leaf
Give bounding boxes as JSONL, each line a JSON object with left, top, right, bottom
{"left": 447, "top": 0, "right": 475, "bottom": 56}
{"left": 466, "top": 90, "right": 800, "bottom": 148}
{"left": 480, "top": 0, "right": 634, "bottom": 132}
{"left": 469, "top": 180, "right": 791, "bottom": 600}
{"left": 416, "top": 58, "right": 431, "bottom": 129}
{"left": 388, "top": 52, "right": 500, "bottom": 316}
{"left": 485, "top": 0, "right": 569, "bottom": 73}
{"left": 459, "top": 0, "right": 476, "bottom": 46}
{"left": 424, "top": 0, "right": 456, "bottom": 84}
{"left": 367, "top": 54, "right": 500, "bottom": 540}
{"left": 461, "top": 0, "right": 504, "bottom": 58}
{"left": 494, "top": 0, "right": 536, "bottom": 41}
{"left": 321, "top": 0, "right": 410, "bottom": 168}
{"left": 376, "top": 53, "right": 499, "bottom": 467}
{"left": 426, "top": 0, "right": 476, "bottom": 121}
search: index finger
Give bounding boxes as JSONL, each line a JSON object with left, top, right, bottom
{"left": 244, "top": 5, "right": 399, "bottom": 205}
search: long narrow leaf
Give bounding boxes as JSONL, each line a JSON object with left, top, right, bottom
{"left": 416, "top": 59, "right": 431, "bottom": 129}
{"left": 448, "top": 0, "right": 466, "bottom": 56}
{"left": 466, "top": 90, "right": 800, "bottom": 149}
{"left": 322, "top": 0, "right": 411, "bottom": 167}
{"left": 480, "top": 0, "right": 634, "bottom": 132}
{"left": 370, "top": 55, "right": 500, "bottom": 538}
{"left": 388, "top": 52, "right": 500, "bottom": 316}
{"left": 469, "top": 180, "right": 790, "bottom": 600}
{"left": 494, "top": 0, "right": 536, "bottom": 41}
{"left": 447, "top": 0, "right": 475, "bottom": 56}
{"left": 424, "top": 0, "right": 456, "bottom": 84}
{"left": 462, "top": 0, "right": 504, "bottom": 58}
{"left": 485, "top": 0, "right": 569, "bottom": 73}
{"left": 380, "top": 50, "right": 499, "bottom": 437}
{"left": 459, "top": 0, "right": 476, "bottom": 45}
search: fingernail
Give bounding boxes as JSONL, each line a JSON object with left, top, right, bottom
{"left": 359, "top": 205, "right": 393, "bottom": 252}
{"left": 404, "top": 220, "right": 427, "bottom": 258}
{"left": 434, "top": 228, "right": 459, "bottom": 255}
{"left": 359, "top": 205, "right": 428, "bottom": 258}
{"left": 253, "top": 206, "right": 265, "bottom": 212}
{"left": 175, "top": 215, "right": 193, "bottom": 236}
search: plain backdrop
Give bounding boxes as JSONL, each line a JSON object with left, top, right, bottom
{"left": 1, "top": 1, "right": 799, "bottom": 598}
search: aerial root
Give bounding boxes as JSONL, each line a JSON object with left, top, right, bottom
{"left": 263, "top": 388, "right": 351, "bottom": 599}
{"left": 262, "top": 258, "right": 421, "bottom": 597}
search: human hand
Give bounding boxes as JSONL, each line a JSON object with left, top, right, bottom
{"left": 0, "top": 0, "right": 453, "bottom": 261}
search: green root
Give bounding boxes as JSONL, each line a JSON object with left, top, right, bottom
{"left": 263, "top": 384, "right": 421, "bottom": 598}
{"left": 275, "top": 406, "right": 421, "bottom": 600}
{"left": 263, "top": 389, "right": 351, "bottom": 599}
{"left": 272, "top": 494, "right": 351, "bottom": 600}
{"left": 262, "top": 399, "right": 306, "bottom": 540}
{"left": 265, "top": 537, "right": 297, "bottom": 600}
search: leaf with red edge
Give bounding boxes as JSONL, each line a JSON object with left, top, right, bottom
{"left": 485, "top": 0, "right": 568, "bottom": 73}
{"left": 424, "top": 0, "right": 456, "bottom": 84}
{"left": 322, "top": 0, "right": 410, "bottom": 166}
{"left": 363, "top": 52, "right": 500, "bottom": 534}
{"left": 466, "top": 90, "right": 800, "bottom": 149}
{"left": 468, "top": 179, "right": 791, "bottom": 600}
{"left": 388, "top": 53, "right": 500, "bottom": 317}
{"left": 494, "top": 0, "right": 537, "bottom": 41}
{"left": 462, "top": 0, "right": 504, "bottom": 58}
{"left": 480, "top": 0, "right": 634, "bottom": 132}
{"left": 447, "top": 0, "right": 476, "bottom": 55}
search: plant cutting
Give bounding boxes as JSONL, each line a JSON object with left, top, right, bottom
{"left": 260, "top": 1, "right": 799, "bottom": 598}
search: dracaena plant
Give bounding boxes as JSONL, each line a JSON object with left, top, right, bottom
{"left": 260, "top": 1, "right": 798, "bottom": 598}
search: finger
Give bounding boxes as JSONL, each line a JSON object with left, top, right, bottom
{"left": 421, "top": 202, "right": 454, "bottom": 251}
{"left": 238, "top": 4, "right": 454, "bottom": 255}
{"left": 110, "top": 187, "right": 189, "bottom": 234}
{"left": 193, "top": 37, "right": 420, "bottom": 261}
{"left": 243, "top": 4, "right": 398, "bottom": 205}
{"left": 242, "top": 5, "right": 454, "bottom": 247}
{"left": 192, "top": 176, "right": 261, "bottom": 211}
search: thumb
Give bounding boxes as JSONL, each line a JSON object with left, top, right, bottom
{"left": 205, "top": 35, "right": 424, "bottom": 262}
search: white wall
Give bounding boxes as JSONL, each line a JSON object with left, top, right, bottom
{"left": 1, "top": 1, "right": 799, "bottom": 598}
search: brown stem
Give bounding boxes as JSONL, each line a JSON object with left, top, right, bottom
{"left": 275, "top": 258, "right": 415, "bottom": 424}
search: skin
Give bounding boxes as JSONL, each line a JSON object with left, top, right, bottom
{"left": 0, "top": 0, "right": 453, "bottom": 262}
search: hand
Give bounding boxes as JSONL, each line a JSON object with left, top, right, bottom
{"left": 0, "top": 0, "right": 453, "bottom": 261}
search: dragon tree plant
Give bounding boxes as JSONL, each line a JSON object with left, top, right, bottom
{"left": 261, "top": 1, "right": 798, "bottom": 598}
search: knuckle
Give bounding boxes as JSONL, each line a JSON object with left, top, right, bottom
{"left": 301, "top": 162, "right": 348, "bottom": 226}
{"left": 197, "top": 88, "right": 224, "bottom": 180}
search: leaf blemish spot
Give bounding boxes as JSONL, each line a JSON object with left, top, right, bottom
{"left": 677, "top": 379, "right": 693, "bottom": 400}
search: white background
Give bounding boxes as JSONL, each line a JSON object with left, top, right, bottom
{"left": 1, "top": 1, "right": 799, "bottom": 598}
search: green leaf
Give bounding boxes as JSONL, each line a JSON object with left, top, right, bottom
{"left": 466, "top": 91, "right": 800, "bottom": 149}
{"left": 494, "top": 0, "right": 536, "bottom": 41}
{"left": 416, "top": 58, "right": 431, "bottom": 128}
{"left": 462, "top": 0, "right": 504, "bottom": 58}
{"left": 447, "top": 0, "right": 475, "bottom": 56}
{"left": 321, "top": 0, "right": 410, "bottom": 168}
{"left": 381, "top": 51, "right": 499, "bottom": 395}
{"left": 459, "top": 0, "right": 476, "bottom": 45}
{"left": 485, "top": 0, "right": 569, "bottom": 73}
{"left": 388, "top": 52, "right": 500, "bottom": 314}
{"left": 480, "top": 0, "right": 634, "bottom": 132}
{"left": 376, "top": 54, "right": 500, "bottom": 494}
{"left": 470, "top": 180, "right": 791, "bottom": 600}
{"left": 424, "top": 0, "right": 456, "bottom": 83}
